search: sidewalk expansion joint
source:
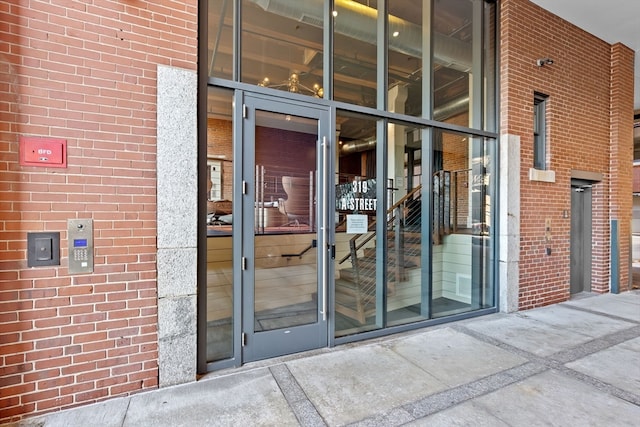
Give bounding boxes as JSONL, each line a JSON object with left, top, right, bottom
{"left": 348, "top": 320, "right": 640, "bottom": 426}
{"left": 403, "top": 362, "right": 548, "bottom": 419}
{"left": 347, "top": 362, "right": 547, "bottom": 427}
{"left": 555, "top": 365, "right": 640, "bottom": 407}
{"left": 560, "top": 302, "right": 640, "bottom": 325}
{"left": 269, "top": 363, "right": 328, "bottom": 427}
{"left": 452, "top": 323, "right": 640, "bottom": 408}
{"left": 548, "top": 325, "right": 640, "bottom": 364}
{"left": 450, "top": 324, "right": 549, "bottom": 363}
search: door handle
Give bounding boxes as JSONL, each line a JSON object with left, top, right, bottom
{"left": 320, "top": 136, "right": 328, "bottom": 321}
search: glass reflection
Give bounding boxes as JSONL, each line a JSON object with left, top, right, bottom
{"left": 206, "top": 87, "right": 234, "bottom": 362}
{"left": 388, "top": 1, "right": 423, "bottom": 117}
{"left": 240, "top": 0, "right": 324, "bottom": 98}
{"left": 386, "top": 123, "right": 427, "bottom": 326}
{"left": 334, "top": 114, "right": 380, "bottom": 337}
{"left": 333, "top": 0, "right": 378, "bottom": 107}
{"left": 253, "top": 111, "right": 319, "bottom": 332}
{"left": 208, "top": 0, "right": 233, "bottom": 79}
{"left": 433, "top": 0, "right": 473, "bottom": 125}
{"left": 431, "top": 130, "right": 492, "bottom": 317}
{"left": 484, "top": 1, "right": 497, "bottom": 132}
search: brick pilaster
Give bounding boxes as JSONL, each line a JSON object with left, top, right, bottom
{"left": 609, "top": 42, "right": 635, "bottom": 291}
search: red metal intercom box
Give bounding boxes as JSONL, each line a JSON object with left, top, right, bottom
{"left": 19, "top": 136, "right": 67, "bottom": 168}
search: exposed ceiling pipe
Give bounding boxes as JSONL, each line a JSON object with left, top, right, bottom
{"left": 249, "top": 0, "right": 472, "bottom": 72}
{"left": 433, "top": 96, "right": 470, "bottom": 121}
{"left": 340, "top": 138, "right": 376, "bottom": 155}
{"left": 340, "top": 95, "right": 471, "bottom": 154}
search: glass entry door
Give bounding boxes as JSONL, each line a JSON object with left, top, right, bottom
{"left": 241, "top": 95, "right": 330, "bottom": 362}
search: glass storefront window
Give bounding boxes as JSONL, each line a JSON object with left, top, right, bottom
{"left": 334, "top": 113, "right": 380, "bottom": 337}
{"left": 386, "top": 122, "right": 427, "bottom": 326}
{"left": 483, "top": 1, "right": 497, "bottom": 132}
{"left": 205, "top": 87, "right": 234, "bottom": 363}
{"left": 208, "top": 0, "right": 233, "bottom": 79}
{"left": 208, "top": 0, "right": 496, "bottom": 125}
{"left": 433, "top": 0, "right": 473, "bottom": 125}
{"left": 431, "top": 130, "right": 494, "bottom": 317}
{"left": 240, "top": 0, "right": 324, "bottom": 98}
{"left": 333, "top": 0, "right": 378, "bottom": 107}
{"left": 388, "top": 2, "right": 423, "bottom": 117}
{"left": 202, "top": 0, "right": 498, "bottom": 363}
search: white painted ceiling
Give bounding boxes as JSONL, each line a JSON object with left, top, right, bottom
{"left": 530, "top": 0, "right": 640, "bottom": 110}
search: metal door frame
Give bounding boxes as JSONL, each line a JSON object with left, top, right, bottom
{"left": 238, "top": 93, "right": 331, "bottom": 362}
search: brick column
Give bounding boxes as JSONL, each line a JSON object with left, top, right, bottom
{"left": 609, "top": 43, "right": 634, "bottom": 291}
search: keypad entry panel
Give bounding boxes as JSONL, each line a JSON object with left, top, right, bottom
{"left": 67, "top": 219, "right": 94, "bottom": 274}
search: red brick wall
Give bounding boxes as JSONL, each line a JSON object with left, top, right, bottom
{"left": 0, "top": 0, "right": 197, "bottom": 422}
{"left": 501, "top": 0, "right": 634, "bottom": 308}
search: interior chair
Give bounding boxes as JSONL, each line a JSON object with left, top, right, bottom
{"left": 278, "top": 176, "right": 312, "bottom": 226}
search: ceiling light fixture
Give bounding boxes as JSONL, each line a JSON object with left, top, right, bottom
{"left": 258, "top": 73, "right": 324, "bottom": 98}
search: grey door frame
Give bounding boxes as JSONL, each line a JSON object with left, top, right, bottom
{"left": 570, "top": 180, "right": 592, "bottom": 294}
{"left": 239, "top": 93, "right": 331, "bottom": 362}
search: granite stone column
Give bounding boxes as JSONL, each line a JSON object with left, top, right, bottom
{"left": 156, "top": 65, "right": 198, "bottom": 386}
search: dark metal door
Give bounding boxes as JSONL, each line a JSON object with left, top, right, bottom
{"left": 570, "top": 183, "right": 592, "bottom": 294}
{"left": 240, "top": 94, "right": 330, "bottom": 362}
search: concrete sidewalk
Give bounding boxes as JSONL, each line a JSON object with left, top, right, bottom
{"left": 10, "top": 291, "right": 640, "bottom": 427}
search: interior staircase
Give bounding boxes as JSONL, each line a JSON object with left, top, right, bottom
{"left": 335, "top": 228, "right": 422, "bottom": 324}
{"left": 335, "top": 185, "right": 424, "bottom": 324}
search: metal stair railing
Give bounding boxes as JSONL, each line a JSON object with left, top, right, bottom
{"left": 338, "top": 184, "right": 422, "bottom": 266}
{"left": 335, "top": 185, "right": 422, "bottom": 323}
